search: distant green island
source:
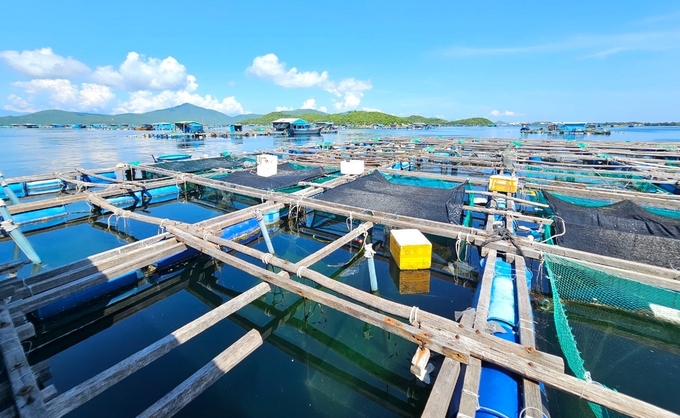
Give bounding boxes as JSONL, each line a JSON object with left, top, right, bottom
{"left": 2, "top": 103, "right": 678, "bottom": 128}
{"left": 0, "top": 103, "right": 494, "bottom": 127}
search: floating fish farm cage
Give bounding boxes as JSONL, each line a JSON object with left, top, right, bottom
{"left": 1, "top": 137, "right": 679, "bottom": 418}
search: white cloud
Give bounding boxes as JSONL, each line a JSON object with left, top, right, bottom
{"left": 275, "top": 105, "right": 293, "bottom": 111}
{"left": 334, "top": 92, "right": 363, "bottom": 111}
{"left": 246, "top": 53, "right": 329, "bottom": 88}
{"left": 79, "top": 83, "right": 115, "bottom": 109}
{"left": 301, "top": 98, "right": 317, "bottom": 109}
{"left": 4, "top": 94, "right": 35, "bottom": 113}
{"left": 490, "top": 109, "right": 515, "bottom": 117}
{"left": 362, "top": 106, "right": 381, "bottom": 112}
{"left": 0, "top": 47, "right": 89, "bottom": 78}
{"left": 115, "top": 90, "right": 243, "bottom": 114}
{"left": 11, "top": 79, "right": 114, "bottom": 111}
{"left": 318, "top": 106, "right": 327, "bottom": 112}
{"left": 247, "top": 53, "right": 372, "bottom": 110}
{"left": 93, "top": 52, "right": 194, "bottom": 91}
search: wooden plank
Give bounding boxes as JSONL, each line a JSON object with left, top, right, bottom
{"left": 421, "top": 357, "right": 461, "bottom": 418}
{"left": 463, "top": 205, "right": 553, "bottom": 225}
{"left": 171, "top": 228, "right": 680, "bottom": 418}
{"left": 45, "top": 282, "right": 271, "bottom": 418}
{"left": 465, "top": 190, "right": 549, "bottom": 208}
{"left": 168, "top": 228, "right": 471, "bottom": 363}
{"left": 473, "top": 249, "right": 497, "bottom": 330}
{"left": 11, "top": 242, "right": 186, "bottom": 314}
{"left": 514, "top": 256, "right": 543, "bottom": 418}
{"left": 136, "top": 329, "right": 263, "bottom": 418}
{"left": 456, "top": 312, "right": 481, "bottom": 418}
{"left": 296, "top": 222, "right": 373, "bottom": 267}
{"left": 170, "top": 224, "right": 564, "bottom": 372}
{"left": 0, "top": 304, "right": 48, "bottom": 418}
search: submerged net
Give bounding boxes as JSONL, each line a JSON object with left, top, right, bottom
{"left": 544, "top": 253, "right": 680, "bottom": 418}
{"left": 544, "top": 192, "right": 680, "bottom": 269}
{"left": 315, "top": 170, "right": 466, "bottom": 224}
{"left": 152, "top": 156, "right": 243, "bottom": 173}
{"left": 215, "top": 162, "right": 326, "bottom": 190}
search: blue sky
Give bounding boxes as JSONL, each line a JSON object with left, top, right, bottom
{"left": 0, "top": 0, "right": 679, "bottom": 121}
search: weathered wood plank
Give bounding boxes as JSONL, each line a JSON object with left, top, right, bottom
{"left": 296, "top": 221, "right": 373, "bottom": 267}
{"left": 45, "top": 282, "right": 271, "bottom": 418}
{"left": 473, "top": 249, "right": 497, "bottom": 330}
{"left": 136, "top": 329, "right": 263, "bottom": 418}
{"left": 456, "top": 312, "right": 481, "bottom": 418}
{"left": 514, "top": 256, "right": 543, "bottom": 418}
{"left": 421, "top": 357, "right": 461, "bottom": 418}
{"left": 0, "top": 305, "right": 48, "bottom": 418}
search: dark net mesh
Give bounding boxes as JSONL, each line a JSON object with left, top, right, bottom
{"left": 315, "top": 170, "right": 466, "bottom": 224}
{"left": 215, "top": 162, "right": 326, "bottom": 190}
{"left": 545, "top": 191, "right": 680, "bottom": 269}
{"left": 152, "top": 156, "right": 242, "bottom": 173}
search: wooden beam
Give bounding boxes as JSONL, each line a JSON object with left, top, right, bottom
{"left": 0, "top": 304, "right": 48, "bottom": 418}
{"left": 463, "top": 205, "right": 553, "bottom": 225}
{"left": 136, "top": 329, "right": 263, "bottom": 418}
{"left": 456, "top": 312, "right": 481, "bottom": 418}
{"left": 421, "top": 357, "right": 461, "bottom": 418}
{"left": 45, "top": 282, "right": 271, "bottom": 418}
{"left": 473, "top": 249, "right": 497, "bottom": 330}
{"left": 514, "top": 256, "right": 543, "bottom": 418}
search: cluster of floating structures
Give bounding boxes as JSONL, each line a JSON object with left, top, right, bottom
{"left": 1, "top": 136, "right": 680, "bottom": 417}
{"left": 519, "top": 122, "right": 612, "bottom": 135}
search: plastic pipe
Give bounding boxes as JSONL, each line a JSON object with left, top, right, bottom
{"left": 0, "top": 172, "right": 20, "bottom": 205}
{"left": 364, "top": 243, "right": 378, "bottom": 292}
{"left": 255, "top": 210, "right": 275, "bottom": 254}
{"left": 0, "top": 201, "right": 41, "bottom": 264}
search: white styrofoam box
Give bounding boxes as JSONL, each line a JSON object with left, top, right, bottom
{"left": 257, "top": 154, "right": 278, "bottom": 177}
{"left": 340, "top": 160, "right": 364, "bottom": 175}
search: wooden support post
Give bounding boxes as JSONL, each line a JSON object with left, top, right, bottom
{"left": 137, "top": 329, "right": 263, "bottom": 418}
{"left": 0, "top": 304, "right": 48, "bottom": 418}
{"left": 45, "top": 282, "right": 271, "bottom": 418}
{"left": 296, "top": 221, "right": 373, "bottom": 267}
{"left": 514, "top": 256, "right": 543, "bottom": 418}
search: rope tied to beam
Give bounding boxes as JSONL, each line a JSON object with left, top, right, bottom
{"left": 479, "top": 226, "right": 525, "bottom": 257}
{"left": 408, "top": 306, "right": 421, "bottom": 328}
{"left": 296, "top": 265, "right": 307, "bottom": 277}
{"left": 519, "top": 406, "right": 549, "bottom": 418}
{"left": 159, "top": 218, "right": 171, "bottom": 231}
{"left": 261, "top": 253, "right": 273, "bottom": 265}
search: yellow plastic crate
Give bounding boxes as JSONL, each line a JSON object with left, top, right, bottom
{"left": 389, "top": 229, "right": 432, "bottom": 270}
{"left": 389, "top": 260, "right": 431, "bottom": 294}
{"left": 488, "top": 175, "right": 518, "bottom": 193}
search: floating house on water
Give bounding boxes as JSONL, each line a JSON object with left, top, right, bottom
{"left": 153, "top": 123, "right": 174, "bottom": 131}
{"left": 557, "top": 122, "right": 587, "bottom": 133}
{"left": 175, "top": 121, "right": 205, "bottom": 134}
{"left": 272, "top": 118, "right": 321, "bottom": 136}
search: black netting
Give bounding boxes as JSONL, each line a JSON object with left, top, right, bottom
{"left": 315, "top": 170, "right": 466, "bottom": 224}
{"left": 152, "top": 156, "right": 242, "bottom": 173}
{"left": 545, "top": 192, "right": 680, "bottom": 268}
{"left": 215, "top": 162, "right": 326, "bottom": 190}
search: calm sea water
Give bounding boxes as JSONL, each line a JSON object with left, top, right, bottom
{"left": 1, "top": 125, "right": 680, "bottom": 177}
{"left": 1, "top": 126, "right": 679, "bottom": 417}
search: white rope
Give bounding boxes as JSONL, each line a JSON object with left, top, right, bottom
{"left": 519, "top": 406, "right": 548, "bottom": 418}
{"left": 261, "top": 253, "right": 273, "bottom": 265}
{"left": 159, "top": 219, "right": 170, "bottom": 231}
{"left": 296, "top": 265, "right": 307, "bottom": 277}
{"left": 461, "top": 387, "right": 480, "bottom": 412}
{"left": 408, "top": 306, "right": 420, "bottom": 326}
{"left": 202, "top": 231, "right": 213, "bottom": 241}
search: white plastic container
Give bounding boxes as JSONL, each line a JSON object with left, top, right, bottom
{"left": 257, "top": 154, "right": 278, "bottom": 177}
{"left": 340, "top": 160, "right": 364, "bottom": 175}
